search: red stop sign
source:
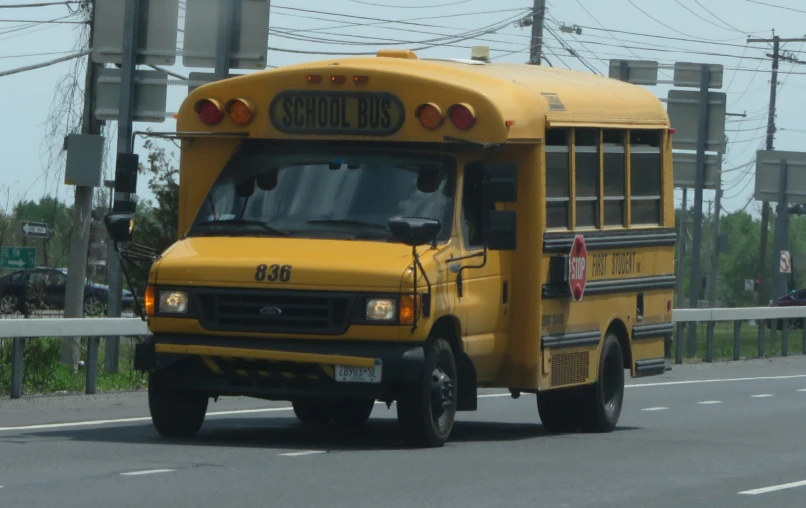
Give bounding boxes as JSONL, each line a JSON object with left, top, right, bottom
{"left": 568, "top": 234, "right": 587, "bottom": 302}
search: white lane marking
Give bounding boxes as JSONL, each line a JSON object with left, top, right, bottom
{"left": 739, "top": 479, "right": 806, "bottom": 495}
{"left": 279, "top": 451, "right": 326, "bottom": 457}
{"left": 797, "top": 389, "right": 806, "bottom": 392}
{"left": 120, "top": 469, "right": 174, "bottom": 476}
{"left": 478, "top": 393, "right": 509, "bottom": 398}
{"left": 751, "top": 394, "right": 774, "bottom": 398}
{"left": 698, "top": 400, "right": 722, "bottom": 405}
{"left": 642, "top": 407, "right": 668, "bottom": 411}
{"left": 627, "top": 374, "right": 806, "bottom": 388}
{"left": 0, "top": 406, "right": 293, "bottom": 432}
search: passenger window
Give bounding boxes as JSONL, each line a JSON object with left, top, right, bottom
{"left": 461, "top": 162, "right": 490, "bottom": 248}
{"left": 574, "top": 128, "right": 599, "bottom": 228}
{"left": 546, "top": 128, "right": 570, "bottom": 229}
{"left": 603, "top": 129, "right": 626, "bottom": 227}
{"left": 630, "top": 130, "right": 663, "bottom": 225}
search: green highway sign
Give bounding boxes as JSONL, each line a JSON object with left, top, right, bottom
{"left": 1, "top": 247, "right": 36, "bottom": 270}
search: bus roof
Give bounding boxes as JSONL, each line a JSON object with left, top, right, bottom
{"left": 281, "top": 51, "right": 669, "bottom": 128}
{"left": 181, "top": 50, "right": 670, "bottom": 143}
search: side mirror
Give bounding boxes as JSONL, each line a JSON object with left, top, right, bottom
{"left": 485, "top": 210, "right": 516, "bottom": 251}
{"left": 105, "top": 212, "right": 135, "bottom": 243}
{"left": 388, "top": 216, "right": 442, "bottom": 247}
{"left": 483, "top": 162, "right": 517, "bottom": 203}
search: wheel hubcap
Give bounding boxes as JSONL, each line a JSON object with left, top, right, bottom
{"left": 430, "top": 366, "right": 455, "bottom": 419}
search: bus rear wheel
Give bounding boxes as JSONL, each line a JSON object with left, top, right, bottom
{"left": 397, "top": 338, "right": 457, "bottom": 448}
{"left": 148, "top": 370, "right": 209, "bottom": 438}
{"left": 579, "top": 333, "right": 624, "bottom": 433}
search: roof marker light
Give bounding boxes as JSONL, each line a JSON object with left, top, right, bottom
{"left": 307, "top": 74, "right": 322, "bottom": 84}
{"left": 353, "top": 75, "right": 369, "bottom": 84}
{"left": 331, "top": 75, "right": 346, "bottom": 84}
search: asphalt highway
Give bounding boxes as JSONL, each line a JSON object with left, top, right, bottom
{"left": 2, "top": 357, "right": 806, "bottom": 508}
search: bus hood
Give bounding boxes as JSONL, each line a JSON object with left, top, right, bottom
{"left": 154, "top": 237, "right": 416, "bottom": 291}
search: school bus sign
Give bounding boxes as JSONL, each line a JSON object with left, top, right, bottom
{"left": 569, "top": 234, "right": 587, "bottom": 302}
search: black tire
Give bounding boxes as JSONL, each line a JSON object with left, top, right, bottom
{"left": 148, "top": 370, "right": 208, "bottom": 438}
{"left": 536, "top": 388, "right": 581, "bottom": 433}
{"left": 331, "top": 398, "right": 375, "bottom": 427}
{"left": 292, "top": 398, "right": 332, "bottom": 424}
{"left": 579, "top": 333, "right": 625, "bottom": 433}
{"left": 397, "top": 338, "right": 458, "bottom": 448}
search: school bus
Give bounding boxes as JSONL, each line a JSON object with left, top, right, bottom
{"left": 106, "top": 48, "right": 676, "bottom": 448}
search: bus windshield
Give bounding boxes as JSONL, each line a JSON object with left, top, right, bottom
{"left": 187, "top": 146, "right": 457, "bottom": 243}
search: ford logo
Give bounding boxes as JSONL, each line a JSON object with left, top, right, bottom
{"left": 259, "top": 307, "right": 283, "bottom": 317}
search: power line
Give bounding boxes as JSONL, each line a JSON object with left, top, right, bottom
{"left": 0, "top": 18, "right": 85, "bottom": 23}
{"left": 345, "top": 0, "right": 475, "bottom": 8}
{"left": 0, "top": 49, "right": 88, "bottom": 78}
{"left": 672, "top": 0, "right": 742, "bottom": 34}
{"left": 625, "top": 0, "right": 745, "bottom": 42}
{"left": 0, "top": 2, "right": 80, "bottom": 8}
{"left": 744, "top": 0, "right": 806, "bottom": 15}
{"left": 692, "top": 0, "right": 754, "bottom": 34}
{"left": 0, "top": 49, "right": 77, "bottom": 59}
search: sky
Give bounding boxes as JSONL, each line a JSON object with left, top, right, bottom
{"left": 2, "top": 0, "right": 806, "bottom": 221}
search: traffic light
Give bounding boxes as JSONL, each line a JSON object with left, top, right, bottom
{"left": 754, "top": 279, "right": 760, "bottom": 291}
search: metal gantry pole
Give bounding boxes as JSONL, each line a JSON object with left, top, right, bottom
{"left": 675, "top": 187, "right": 688, "bottom": 364}
{"left": 215, "top": 0, "right": 236, "bottom": 80}
{"left": 107, "top": 0, "right": 143, "bottom": 373}
{"left": 705, "top": 163, "right": 722, "bottom": 362}
{"left": 686, "top": 65, "right": 711, "bottom": 358}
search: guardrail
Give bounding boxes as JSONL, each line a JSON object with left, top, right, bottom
{"left": 2, "top": 307, "right": 806, "bottom": 399}
{"left": 1, "top": 318, "right": 147, "bottom": 399}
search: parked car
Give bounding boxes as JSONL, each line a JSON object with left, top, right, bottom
{"left": 767, "top": 289, "right": 806, "bottom": 330}
{"left": 0, "top": 267, "right": 135, "bottom": 316}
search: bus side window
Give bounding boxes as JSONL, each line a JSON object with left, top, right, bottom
{"left": 574, "top": 128, "right": 600, "bottom": 228}
{"left": 603, "top": 129, "right": 626, "bottom": 227}
{"left": 546, "top": 128, "right": 570, "bottom": 229}
{"left": 461, "top": 162, "right": 490, "bottom": 249}
{"left": 630, "top": 130, "right": 662, "bottom": 225}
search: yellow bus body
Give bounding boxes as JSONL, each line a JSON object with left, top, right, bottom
{"left": 131, "top": 49, "right": 675, "bottom": 444}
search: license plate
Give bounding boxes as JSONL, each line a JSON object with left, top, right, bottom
{"left": 334, "top": 360, "right": 382, "bottom": 383}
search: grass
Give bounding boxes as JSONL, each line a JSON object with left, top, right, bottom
{"left": 0, "top": 336, "right": 147, "bottom": 397}
{"left": 677, "top": 320, "right": 806, "bottom": 362}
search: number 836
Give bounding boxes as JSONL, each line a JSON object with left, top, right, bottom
{"left": 255, "top": 264, "right": 292, "bottom": 282}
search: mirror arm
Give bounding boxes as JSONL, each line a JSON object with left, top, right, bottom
{"left": 410, "top": 246, "right": 433, "bottom": 333}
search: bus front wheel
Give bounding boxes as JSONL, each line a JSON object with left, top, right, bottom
{"left": 397, "top": 338, "right": 458, "bottom": 447}
{"left": 148, "top": 370, "right": 209, "bottom": 438}
{"left": 537, "top": 388, "right": 581, "bottom": 433}
{"left": 580, "top": 333, "right": 625, "bottom": 433}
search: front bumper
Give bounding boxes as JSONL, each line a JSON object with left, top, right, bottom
{"left": 134, "top": 334, "right": 426, "bottom": 400}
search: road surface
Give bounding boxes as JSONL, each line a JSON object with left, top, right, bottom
{"left": 2, "top": 357, "right": 806, "bottom": 508}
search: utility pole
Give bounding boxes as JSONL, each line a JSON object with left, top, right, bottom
{"left": 748, "top": 34, "right": 806, "bottom": 304}
{"left": 62, "top": 0, "right": 103, "bottom": 371}
{"left": 529, "top": 0, "right": 546, "bottom": 65}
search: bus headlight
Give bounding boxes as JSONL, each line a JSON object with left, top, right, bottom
{"left": 366, "top": 298, "right": 396, "bottom": 321}
{"left": 159, "top": 291, "right": 189, "bottom": 314}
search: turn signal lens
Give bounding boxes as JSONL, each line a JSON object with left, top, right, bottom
{"left": 144, "top": 285, "right": 155, "bottom": 317}
{"left": 399, "top": 294, "right": 418, "bottom": 326}
{"left": 195, "top": 99, "right": 224, "bottom": 126}
{"left": 227, "top": 98, "right": 256, "bottom": 126}
{"left": 416, "top": 103, "right": 444, "bottom": 130}
{"left": 448, "top": 103, "right": 476, "bottom": 130}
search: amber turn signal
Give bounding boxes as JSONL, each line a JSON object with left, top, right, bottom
{"left": 416, "top": 103, "right": 444, "bottom": 130}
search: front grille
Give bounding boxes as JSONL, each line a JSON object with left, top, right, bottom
{"left": 194, "top": 288, "right": 355, "bottom": 335}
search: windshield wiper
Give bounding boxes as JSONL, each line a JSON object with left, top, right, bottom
{"left": 306, "top": 218, "right": 389, "bottom": 231}
{"left": 194, "top": 219, "right": 289, "bottom": 236}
